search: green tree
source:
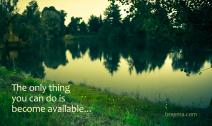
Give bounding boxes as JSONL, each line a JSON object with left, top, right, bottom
{"left": 67, "top": 17, "right": 82, "bottom": 34}
{"left": 79, "top": 21, "right": 88, "bottom": 34}
{"left": 12, "top": 0, "right": 42, "bottom": 43}
{"left": 98, "top": 1, "right": 124, "bottom": 42}
{"left": 104, "top": 0, "right": 121, "bottom": 26}
{"left": 88, "top": 15, "right": 102, "bottom": 33}
{"left": 159, "top": 0, "right": 212, "bottom": 45}
{"left": 23, "top": 0, "right": 40, "bottom": 21}
{"left": 41, "top": 6, "right": 66, "bottom": 40}
{"left": 0, "top": 0, "right": 18, "bottom": 45}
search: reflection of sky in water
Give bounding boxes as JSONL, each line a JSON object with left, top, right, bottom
{"left": 44, "top": 51, "right": 212, "bottom": 108}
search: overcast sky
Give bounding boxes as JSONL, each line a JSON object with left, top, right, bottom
{"left": 17, "top": 0, "right": 110, "bottom": 24}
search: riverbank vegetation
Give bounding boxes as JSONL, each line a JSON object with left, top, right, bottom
{"left": 0, "top": 67, "right": 211, "bottom": 126}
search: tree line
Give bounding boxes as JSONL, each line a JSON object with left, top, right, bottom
{"left": 0, "top": 0, "right": 212, "bottom": 48}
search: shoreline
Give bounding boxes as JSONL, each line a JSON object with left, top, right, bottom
{"left": 0, "top": 66, "right": 211, "bottom": 126}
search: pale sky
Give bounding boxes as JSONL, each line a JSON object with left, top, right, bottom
{"left": 17, "top": 0, "right": 110, "bottom": 24}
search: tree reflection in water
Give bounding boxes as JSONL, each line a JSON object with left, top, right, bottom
{"left": 1, "top": 36, "right": 212, "bottom": 77}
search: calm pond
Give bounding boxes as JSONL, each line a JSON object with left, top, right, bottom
{"left": 1, "top": 38, "right": 212, "bottom": 108}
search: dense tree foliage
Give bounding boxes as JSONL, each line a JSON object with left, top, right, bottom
{"left": 67, "top": 17, "right": 90, "bottom": 34}
{"left": 104, "top": 0, "right": 121, "bottom": 26}
{"left": 13, "top": 0, "right": 42, "bottom": 44}
{"left": 79, "top": 21, "right": 88, "bottom": 34}
{"left": 0, "top": 0, "right": 211, "bottom": 48}
{"left": 0, "top": 0, "right": 18, "bottom": 45}
{"left": 88, "top": 15, "right": 102, "bottom": 33}
{"left": 114, "top": 0, "right": 212, "bottom": 45}
{"left": 41, "top": 6, "right": 66, "bottom": 40}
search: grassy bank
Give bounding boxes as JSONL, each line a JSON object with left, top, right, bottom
{"left": 0, "top": 66, "right": 211, "bottom": 126}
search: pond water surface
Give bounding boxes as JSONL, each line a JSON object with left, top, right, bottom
{"left": 1, "top": 38, "right": 212, "bottom": 108}
{"left": 44, "top": 46, "right": 212, "bottom": 108}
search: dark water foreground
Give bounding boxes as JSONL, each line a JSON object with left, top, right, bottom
{"left": 0, "top": 36, "right": 212, "bottom": 108}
